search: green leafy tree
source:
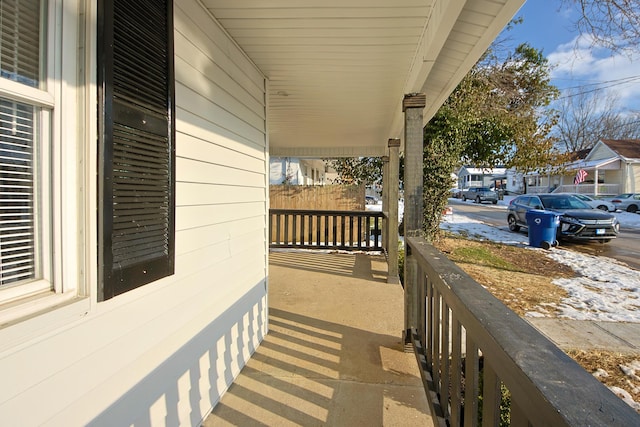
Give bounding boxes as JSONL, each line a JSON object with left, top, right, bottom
{"left": 330, "top": 43, "right": 566, "bottom": 242}
{"left": 325, "top": 157, "right": 384, "bottom": 186}
{"left": 422, "top": 43, "right": 567, "bottom": 241}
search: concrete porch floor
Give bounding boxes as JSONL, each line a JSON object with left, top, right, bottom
{"left": 204, "top": 251, "right": 434, "bottom": 426}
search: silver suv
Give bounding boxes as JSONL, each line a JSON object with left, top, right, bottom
{"left": 461, "top": 187, "right": 498, "bottom": 204}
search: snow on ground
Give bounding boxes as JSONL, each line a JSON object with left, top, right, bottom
{"left": 440, "top": 196, "right": 640, "bottom": 322}
{"left": 542, "top": 249, "right": 640, "bottom": 322}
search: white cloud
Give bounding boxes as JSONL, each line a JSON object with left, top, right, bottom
{"left": 547, "top": 35, "right": 640, "bottom": 111}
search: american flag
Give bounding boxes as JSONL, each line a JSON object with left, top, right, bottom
{"left": 574, "top": 169, "right": 588, "bottom": 185}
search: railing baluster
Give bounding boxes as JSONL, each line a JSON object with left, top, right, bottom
{"left": 509, "top": 401, "right": 528, "bottom": 427}
{"left": 432, "top": 288, "right": 441, "bottom": 395}
{"left": 276, "top": 214, "right": 282, "bottom": 245}
{"left": 425, "top": 274, "right": 432, "bottom": 368}
{"left": 324, "top": 214, "right": 329, "bottom": 247}
{"left": 349, "top": 216, "right": 354, "bottom": 247}
{"left": 418, "top": 267, "right": 427, "bottom": 357}
{"left": 450, "top": 317, "right": 463, "bottom": 427}
{"left": 464, "top": 336, "right": 479, "bottom": 427}
{"left": 333, "top": 215, "right": 337, "bottom": 245}
{"left": 357, "top": 216, "right": 362, "bottom": 248}
{"left": 441, "top": 302, "right": 451, "bottom": 420}
{"left": 482, "top": 360, "right": 501, "bottom": 427}
{"left": 283, "top": 213, "right": 289, "bottom": 244}
{"left": 365, "top": 216, "right": 371, "bottom": 248}
{"left": 316, "top": 215, "right": 321, "bottom": 247}
{"left": 292, "top": 214, "right": 298, "bottom": 246}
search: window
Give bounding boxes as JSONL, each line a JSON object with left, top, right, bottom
{"left": 0, "top": 101, "right": 41, "bottom": 286}
{"left": 97, "top": 0, "right": 175, "bottom": 301}
{"left": 0, "top": 0, "right": 53, "bottom": 301}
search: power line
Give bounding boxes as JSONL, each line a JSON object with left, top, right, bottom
{"left": 557, "top": 74, "right": 640, "bottom": 91}
{"left": 555, "top": 76, "right": 640, "bottom": 100}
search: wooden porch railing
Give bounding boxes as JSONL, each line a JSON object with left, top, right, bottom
{"left": 269, "top": 209, "right": 385, "bottom": 251}
{"left": 405, "top": 236, "right": 640, "bottom": 426}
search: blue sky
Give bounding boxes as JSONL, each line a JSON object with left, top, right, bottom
{"left": 505, "top": 0, "right": 640, "bottom": 112}
{"left": 508, "top": 0, "right": 576, "bottom": 56}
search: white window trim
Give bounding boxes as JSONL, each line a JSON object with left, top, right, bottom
{"left": 0, "top": 0, "right": 94, "bottom": 335}
{"left": 0, "top": 79, "right": 54, "bottom": 108}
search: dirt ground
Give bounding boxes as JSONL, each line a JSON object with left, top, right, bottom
{"left": 434, "top": 237, "right": 574, "bottom": 316}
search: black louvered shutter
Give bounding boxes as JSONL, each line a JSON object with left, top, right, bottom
{"left": 98, "top": 0, "right": 175, "bottom": 300}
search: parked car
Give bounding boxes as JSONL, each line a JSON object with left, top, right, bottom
{"left": 365, "top": 195, "right": 379, "bottom": 205}
{"left": 605, "top": 193, "right": 640, "bottom": 213}
{"left": 461, "top": 187, "right": 498, "bottom": 204}
{"left": 449, "top": 188, "right": 462, "bottom": 199}
{"left": 557, "top": 193, "right": 616, "bottom": 212}
{"left": 507, "top": 194, "right": 619, "bottom": 242}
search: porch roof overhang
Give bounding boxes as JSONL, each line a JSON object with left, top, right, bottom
{"left": 202, "top": 0, "right": 524, "bottom": 158}
{"left": 567, "top": 157, "right": 621, "bottom": 171}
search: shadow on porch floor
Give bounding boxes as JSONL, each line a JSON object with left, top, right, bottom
{"left": 204, "top": 251, "right": 434, "bottom": 426}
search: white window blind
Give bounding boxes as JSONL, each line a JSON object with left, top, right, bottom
{"left": 0, "top": 0, "right": 41, "bottom": 88}
{"left": 0, "top": 100, "right": 36, "bottom": 286}
{"left": 0, "top": 0, "right": 42, "bottom": 288}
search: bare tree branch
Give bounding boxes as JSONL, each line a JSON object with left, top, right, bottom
{"left": 563, "top": 0, "right": 640, "bottom": 52}
{"left": 553, "top": 88, "right": 640, "bottom": 151}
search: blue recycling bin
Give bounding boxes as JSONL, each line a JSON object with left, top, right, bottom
{"left": 525, "top": 210, "right": 559, "bottom": 249}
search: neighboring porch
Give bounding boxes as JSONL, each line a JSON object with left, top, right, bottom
{"left": 205, "top": 251, "right": 433, "bottom": 426}
{"left": 524, "top": 157, "right": 623, "bottom": 196}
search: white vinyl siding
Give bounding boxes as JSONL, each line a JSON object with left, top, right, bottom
{"left": 170, "top": 9, "right": 269, "bottom": 418}
{"left": 632, "top": 164, "right": 640, "bottom": 191}
{"left": 1, "top": 0, "right": 268, "bottom": 424}
{"left": 173, "top": 0, "right": 267, "bottom": 287}
{"left": 588, "top": 142, "right": 617, "bottom": 161}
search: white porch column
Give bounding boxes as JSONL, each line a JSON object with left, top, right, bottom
{"left": 381, "top": 155, "right": 389, "bottom": 252}
{"left": 594, "top": 169, "right": 599, "bottom": 196}
{"left": 387, "top": 138, "right": 400, "bottom": 285}
{"left": 402, "top": 93, "right": 426, "bottom": 346}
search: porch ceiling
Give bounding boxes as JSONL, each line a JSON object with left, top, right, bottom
{"left": 201, "top": 0, "right": 524, "bottom": 158}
